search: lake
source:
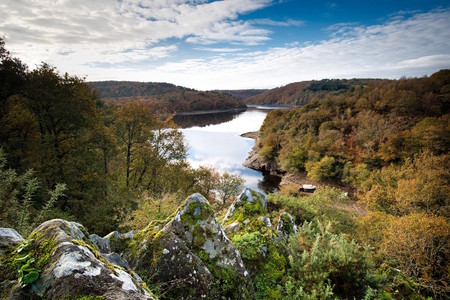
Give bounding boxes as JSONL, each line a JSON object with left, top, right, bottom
{"left": 174, "top": 106, "right": 282, "bottom": 194}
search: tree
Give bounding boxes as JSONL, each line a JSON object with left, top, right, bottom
{"left": 217, "top": 172, "right": 244, "bottom": 207}
{"left": 194, "top": 166, "right": 220, "bottom": 200}
{"left": 114, "top": 101, "right": 156, "bottom": 190}
{"left": 305, "top": 155, "right": 336, "bottom": 181}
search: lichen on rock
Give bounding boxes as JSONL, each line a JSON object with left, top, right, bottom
{"left": 0, "top": 219, "right": 155, "bottom": 300}
{"left": 126, "top": 193, "right": 255, "bottom": 300}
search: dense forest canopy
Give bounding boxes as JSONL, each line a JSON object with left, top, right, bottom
{"left": 245, "top": 78, "right": 380, "bottom": 106}
{"left": 90, "top": 80, "right": 246, "bottom": 113}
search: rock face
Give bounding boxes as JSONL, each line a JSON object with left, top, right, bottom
{"left": 0, "top": 219, "right": 155, "bottom": 300}
{"left": 242, "top": 133, "right": 282, "bottom": 174}
{"left": 222, "top": 188, "right": 289, "bottom": 299}
{"left": 127, "top": 193, "right": 255, "bottom": 300}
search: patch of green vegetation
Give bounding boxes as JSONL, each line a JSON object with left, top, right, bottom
{"left": 179, "top": 199, "right": 211, "bottom": 226}
{"left": 192, "top": 225, "right": 206, "bottom": 248}
{"left": 280, "top": 213, "right": 295, "bottom": 236}
{"left": 268, "top": 187, "right": 356, "bottom": 234}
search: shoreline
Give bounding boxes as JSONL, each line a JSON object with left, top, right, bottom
{"left": 175, "top": 107, "right": 247, "bottom": 116}
{"left": 240, "top": 131, "right": 259, "bottom": 139}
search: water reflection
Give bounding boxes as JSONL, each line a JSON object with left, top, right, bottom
{"left": 178, "top": 108, "right": 280, "bottom": 194}
{"left": 174, "top": 111, "right": 239, "bottom": 128}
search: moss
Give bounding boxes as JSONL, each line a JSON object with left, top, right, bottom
{"left": 280, "top": 213, "right": 295, "bottom": 236}
{"left": 225, "top": 192, "right": 290, "bottom": 300}
{"left": 78, "top": 225, "right": 91, "bottom": 240}
{"left": 179, "top": 199, "right": 211, "bottom": 226}
{"left": 192, "top": 225, "right": 206, "bottom": 248}
{"left": 128, "top": 219, "right": 167, "bottom": 260}
{"left": 35, "top": 237, "right": 56, "bottom": 270}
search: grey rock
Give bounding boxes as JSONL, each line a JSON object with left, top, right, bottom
{"left": 0, "top": 228, "right": 24, "bottom": 248}
{"left": 1, "top": 219, "right": 155, "bottom": 300}
{"left": 102, "top": 252, "right": 130, "bottom": 269}
{"left": 222, "top": 188, "right": 266, "bottom": 225}
{"left": 224, "top": 222, "right": 240, "bottom": 234}
{"left": 128, "top": 193, "right": 255, "bottom": 300}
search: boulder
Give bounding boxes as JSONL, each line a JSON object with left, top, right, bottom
{"left": 0, "top": 228, "right": 24, "bottom": 256}
{"left": 90, "top": 230, "right": 134, "bottom": 255}
{"left": 0, "top": 219, "right": 155, "bottom": 300}
{"left": 127, "top": 193, "right": 255, "bottom": 300}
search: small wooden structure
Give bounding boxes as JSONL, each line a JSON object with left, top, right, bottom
{"left": 300, "top": 184, "right": 316, "bottom": 193}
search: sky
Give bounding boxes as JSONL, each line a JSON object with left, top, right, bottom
{"left": 1, "top": 0, "right": 449, "bottom": 90}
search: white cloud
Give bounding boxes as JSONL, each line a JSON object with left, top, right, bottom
{"left": 250, "top": 18, "right": 304, "bottom": 27}
{"left": 1, "top": 2, "right": 449, "bottom": 90}
{"left": 193, "top": 47, "right": 244, "bottom": 53}
{"left": 1, "top": 0, "right": 272, "bottom": 66}
{"left": 90, "top": 8, "right": 448, "bottom": 89}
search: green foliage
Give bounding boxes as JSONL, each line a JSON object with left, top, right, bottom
{"left": 268, "top": 187, "right": 356, "bottom": 234}
{"left": 285, "top": 220, "right": 373, "bottom": 299}
{"left": 305, "top": 155, "right": 336, "bottom": 180}
{"left": 0, "top": 148, "right": 67, "bottom": 236}
{"left": 342, "top": 162, "right": 371, "bottom": 190}
{"left": 216, "top": 172, "right": 245, "bottom": 207}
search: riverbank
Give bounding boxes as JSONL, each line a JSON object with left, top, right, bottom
{"left": 241, "top": 131, "right": 366, "bottom": 215}
{"left": 241, "top": 131, "right": 282, "bottom": 175}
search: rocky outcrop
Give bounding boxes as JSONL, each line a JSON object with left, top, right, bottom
{"left": 222, "top": 188, "right": 289, "bottom": 299}
{"left": 242, "top": 132, "right": 282, "bottom": 174}
{"left": 1, "top": 191, "right": 282, "bottom": 299}
{"left": 276, "top": 212, "right": 298, "bottom": 240}
{"left": 0, "top": 219, "right": 155, "bottom": 300}
{"left": 126, "top": 193, "right": 255, "bottom": 300}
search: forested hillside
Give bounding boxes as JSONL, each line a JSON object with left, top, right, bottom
{"left": 216, "top": 89, "right": 267, "bottom": 99}
{"left": 245, "top": 78, "right": 377, "bottom": 105}
{"left": 90, "top": 81, "right": 246, "bottom": 113}
{"left": 256, "top": 70, "right": 450, "bottom": 298}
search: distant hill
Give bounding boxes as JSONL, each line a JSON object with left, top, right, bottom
{"left": 216, "top": 89, "right": 267, "bottom": 100}
{"left": 245, "top": 79, "right": 378, "bottom": 106}
{"left": 89, "top": 81, "right": 246, "bottom": 113}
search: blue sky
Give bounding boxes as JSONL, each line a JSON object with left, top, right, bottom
{"left": 1, "top": 0, "right": 449, "bottom": 89}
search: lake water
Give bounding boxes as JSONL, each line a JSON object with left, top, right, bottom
{"left": 174, "top": 106, "right": 282, "bottom": 194}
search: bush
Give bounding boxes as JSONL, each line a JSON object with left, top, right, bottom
{"left": 268, "top": 187, "right": 357, "bottom": 234}
{"left": 285, "top": 220, "right": 374, "bottom": 299}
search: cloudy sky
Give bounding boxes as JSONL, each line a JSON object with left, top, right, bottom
{"left": 1, "top": 0, "right": 449, "bottom": 90}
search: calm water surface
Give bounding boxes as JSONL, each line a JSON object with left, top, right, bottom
{"left": 174, "top": 107, "right": 282, "bottom": 194}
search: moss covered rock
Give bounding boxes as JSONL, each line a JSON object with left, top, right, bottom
{"left": 222, "top": 188, "right": 289, "bottom": 300}
{"left": 126, "top": 193, "right": 255, "bottom": 300}
{"left": 276, "top": 212, "right": 298, "bottom": 241}
{"left": 0, "top": 219, "right": 155, "bottom": 300}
